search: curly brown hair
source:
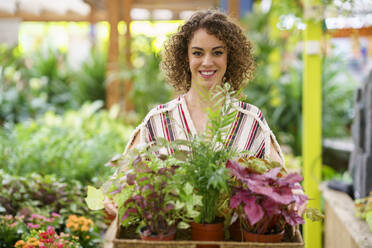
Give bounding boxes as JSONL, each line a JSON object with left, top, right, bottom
{"left": 161, "top": 9, "right": 255, "bottom": 93}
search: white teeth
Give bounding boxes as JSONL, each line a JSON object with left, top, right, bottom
{"left": 200, "top": 71, "right": 215, "bottom": 76}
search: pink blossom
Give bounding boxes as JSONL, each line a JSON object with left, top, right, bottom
{"left": 51, "top": 212, "right": 61, "bottom": 218}
{"left": 31, "top": 213, "right": 43, "bottom": 220}
{"left": 27, "top": 223, "right": 40, "bottom": 229}
{"left": 44, "top": 217, "right": 53, "bottom": 223}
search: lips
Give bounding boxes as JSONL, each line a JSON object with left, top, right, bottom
{"left": 199, "top": 70, "right": 216, "bottom": 79}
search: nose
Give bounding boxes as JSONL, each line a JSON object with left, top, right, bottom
{"left": 202, "top": 54, "right": 213, "bottom": 66}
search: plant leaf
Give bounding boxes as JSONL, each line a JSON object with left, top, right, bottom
{"left": 85, "top": 186, "right": 104, "bottom": 210}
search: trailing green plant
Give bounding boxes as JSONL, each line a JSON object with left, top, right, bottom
{"left": 0, "top": 101, "right": 133, "bottom": 183}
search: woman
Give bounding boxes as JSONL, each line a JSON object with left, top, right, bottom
{"left": 104, "top": 9, "right": 285, "bottom": 219}
{"left": 124, "top": 10, "right": 284, "bottom": 163}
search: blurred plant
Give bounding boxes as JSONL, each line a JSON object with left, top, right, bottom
{"left": 70, "top": 49, "right": 107, "bottom": 106}
{"left": 117, "top": 35, "right": 172, "bottom": 123}
{"left": 0, "top": 215, "right": 27, "bottom": 248}
{"left": 27, "top": 48, "right": 73, "bottom": 113}
{"left": 0, "top": 45, "right": 109, "bottom": 125}
{"left": 355, "top": 191, "right": 372, "bottom": 232}
{"left": 65, "top": 215, "right": 101, "bottom": 248}
{"left": 0, "top": 171, "right": 104, "bottom": 230}
{"left": 242, "top": 9, "right": 357, "bottom": 155}
{"left": 13, "top": 213, "right": 100, "bottom": 248}
{"left": 0, "top": 101, "right": 133, "bottom": 183}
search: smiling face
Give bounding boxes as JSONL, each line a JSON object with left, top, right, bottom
{"left": 188, "top": 28, "right": 227, "bottom": 91}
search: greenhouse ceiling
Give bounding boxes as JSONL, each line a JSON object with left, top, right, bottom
{"left": 0, "top": 0, "right": 219, "bottom": 21}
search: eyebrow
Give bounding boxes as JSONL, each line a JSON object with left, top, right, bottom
{"left": 191, "top": 46, "right": 225, "bottom": 50}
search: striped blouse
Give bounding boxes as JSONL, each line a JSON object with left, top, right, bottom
{"left": 124, "top": 95, "right": 284, "bottom": 161}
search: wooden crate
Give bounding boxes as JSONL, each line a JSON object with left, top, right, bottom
{"left": 113, "top": 229, "right": 304, "bottom": 248}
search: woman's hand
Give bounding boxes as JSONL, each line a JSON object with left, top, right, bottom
{"left": 104, "top": 197, "right": 118, "bottom": 220}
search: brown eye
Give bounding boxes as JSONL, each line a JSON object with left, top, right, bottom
{"left": 192, "top": 51, "right": 202, "bottom": 56}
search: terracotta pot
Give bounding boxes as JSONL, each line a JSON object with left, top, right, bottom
{"left": 229, "top": 220, "right": 243, "bottom": 241}
{"left": 243, "top": 229, "right": 285, "bottom": 243}
{"left": 139, "top": 226, "right": 176, "bottom": 241}
{"left": 191, "top": 222, "right": 224, "bottom": 248}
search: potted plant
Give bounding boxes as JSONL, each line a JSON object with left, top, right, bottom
{"left": 86, "top": 144, "right": 202, "bottom": 241}
{"left": 173, "top": 84, "right": 240, "bottom": 245}
{"left": 226, "top": 157, "right": 322, "bottom": 242}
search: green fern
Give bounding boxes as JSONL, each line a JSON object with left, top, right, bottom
{"left": 179, "top": 83, "right": 240, "bottom": 224}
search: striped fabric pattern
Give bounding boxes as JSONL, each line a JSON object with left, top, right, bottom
{"left": 126, "top": 95, "right": 278, "bottom": 160}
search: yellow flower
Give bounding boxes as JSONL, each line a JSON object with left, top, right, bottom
{"left": 14, "top": 240, "right": 25, "bottom": 247}
{"left": 81, "top": 225, "right": 90, "bottom": 232}
{"left": 27, "top": 237, "right": 39, "bottom": 246}
{"left": 85, "top": 235, "right": 90, "bottom": 239}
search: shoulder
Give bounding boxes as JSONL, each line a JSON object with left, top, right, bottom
{"left": 142, "top": 96, "right": 182, "bottom": 123}
{"left": 233, "top": 99, "right": 265, "bottom": 122}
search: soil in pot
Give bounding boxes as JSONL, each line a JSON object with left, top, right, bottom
{"left": 243, "top": 229, "right": 285, "bottom": 243}
{"left": 229, "top": 220, "right": 243, "bottom": 241}
{"left": 139, "top": 226, "right": 176, "bottom": 241}
{"left": 191, "top": 219, "right": 224, "bottom": 248}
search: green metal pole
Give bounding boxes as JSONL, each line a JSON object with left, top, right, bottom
{"left": 302, "top": 0, "right": 322, "bottom": 247}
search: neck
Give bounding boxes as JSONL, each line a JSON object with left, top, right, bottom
{"left": 185, "top": 87, "right": 214, "bottom": 110}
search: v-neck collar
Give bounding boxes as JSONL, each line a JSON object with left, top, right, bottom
{"left": 180, "top": 94, "right": 198, "bottom": 136}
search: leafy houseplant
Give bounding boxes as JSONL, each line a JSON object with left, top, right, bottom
{"left": 180, "top": 84, "right": 239, "bottom": 226}
{"left": 226, "top": 157, "right": 322, "bottom": 242}
{"left": 86, "top": 145, "right": 202, "bottom": 240}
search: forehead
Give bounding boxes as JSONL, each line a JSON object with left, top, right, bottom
{"left": 188, "top": 29, "right": 225, "bottom": 48}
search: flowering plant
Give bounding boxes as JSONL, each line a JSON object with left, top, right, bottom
{"left": 12, "top": 213, "right": 100, "bottom": 248}
{"left": 14, "top": 226, "right": 80, "bottom": 248}
{"left": 226, "top": 157, "right": 309, "bottom": 235}
{"left": 0, "top": 215, "right": 27, "bottom": 248}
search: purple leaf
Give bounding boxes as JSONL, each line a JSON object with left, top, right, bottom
{"left": 264, "top": 167, "right": 281, "bottom": 180}
{"left": 243, "top": 197, "right": 264, "bottom": 226}
{"left": 278, "top": 173, "right": 303, "bottom": 186}
{"left": 170, "top": 165, "right": 179, "bottom": 175}
{"left": 145, "top": 213, "right": 152, "bottom": 219}
{"left": 134, "top": 195, "right": 145, "bottom": 208}
{"left": 158, "top": 168, "right": 167, "bottom": 175}
{"left": 109, "top": 184, "right": 124, "bottom": 195}
{"left": 230, "top": 192, "right": 243, "bottom": 209}
{"left": 262, "top": 198, "right": 281, "bottom": 217}
{"left": 142, "top": 184, "right": 154, "bottom": 192}
{"left": 126, "top": 173, "right": 136, "bottom": 185}
{"left": 293, "top": 193, "right": 308, "bottom": 207}
{"left": 138, "top": 176, "right": 149, "bottom": 182}
{"left": 147, "top": 192, "right": 158, "bottom": 200}
{"left": 226, "top": 160, "right": 248, "bottom": 180}
{"left": 121, "top": 208, "right": 138, "bottom": 222}
{"left": 165, "top": 203, "right": 175, "bottom": 212}
{"left": 282, "top": 209, "right": 304, "bottom": 226}
{"left": 124, "top": 198, "right": 134, "bottom": 206}
{"left": 271, "top": 187, "right": 293, "bottom": 205}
